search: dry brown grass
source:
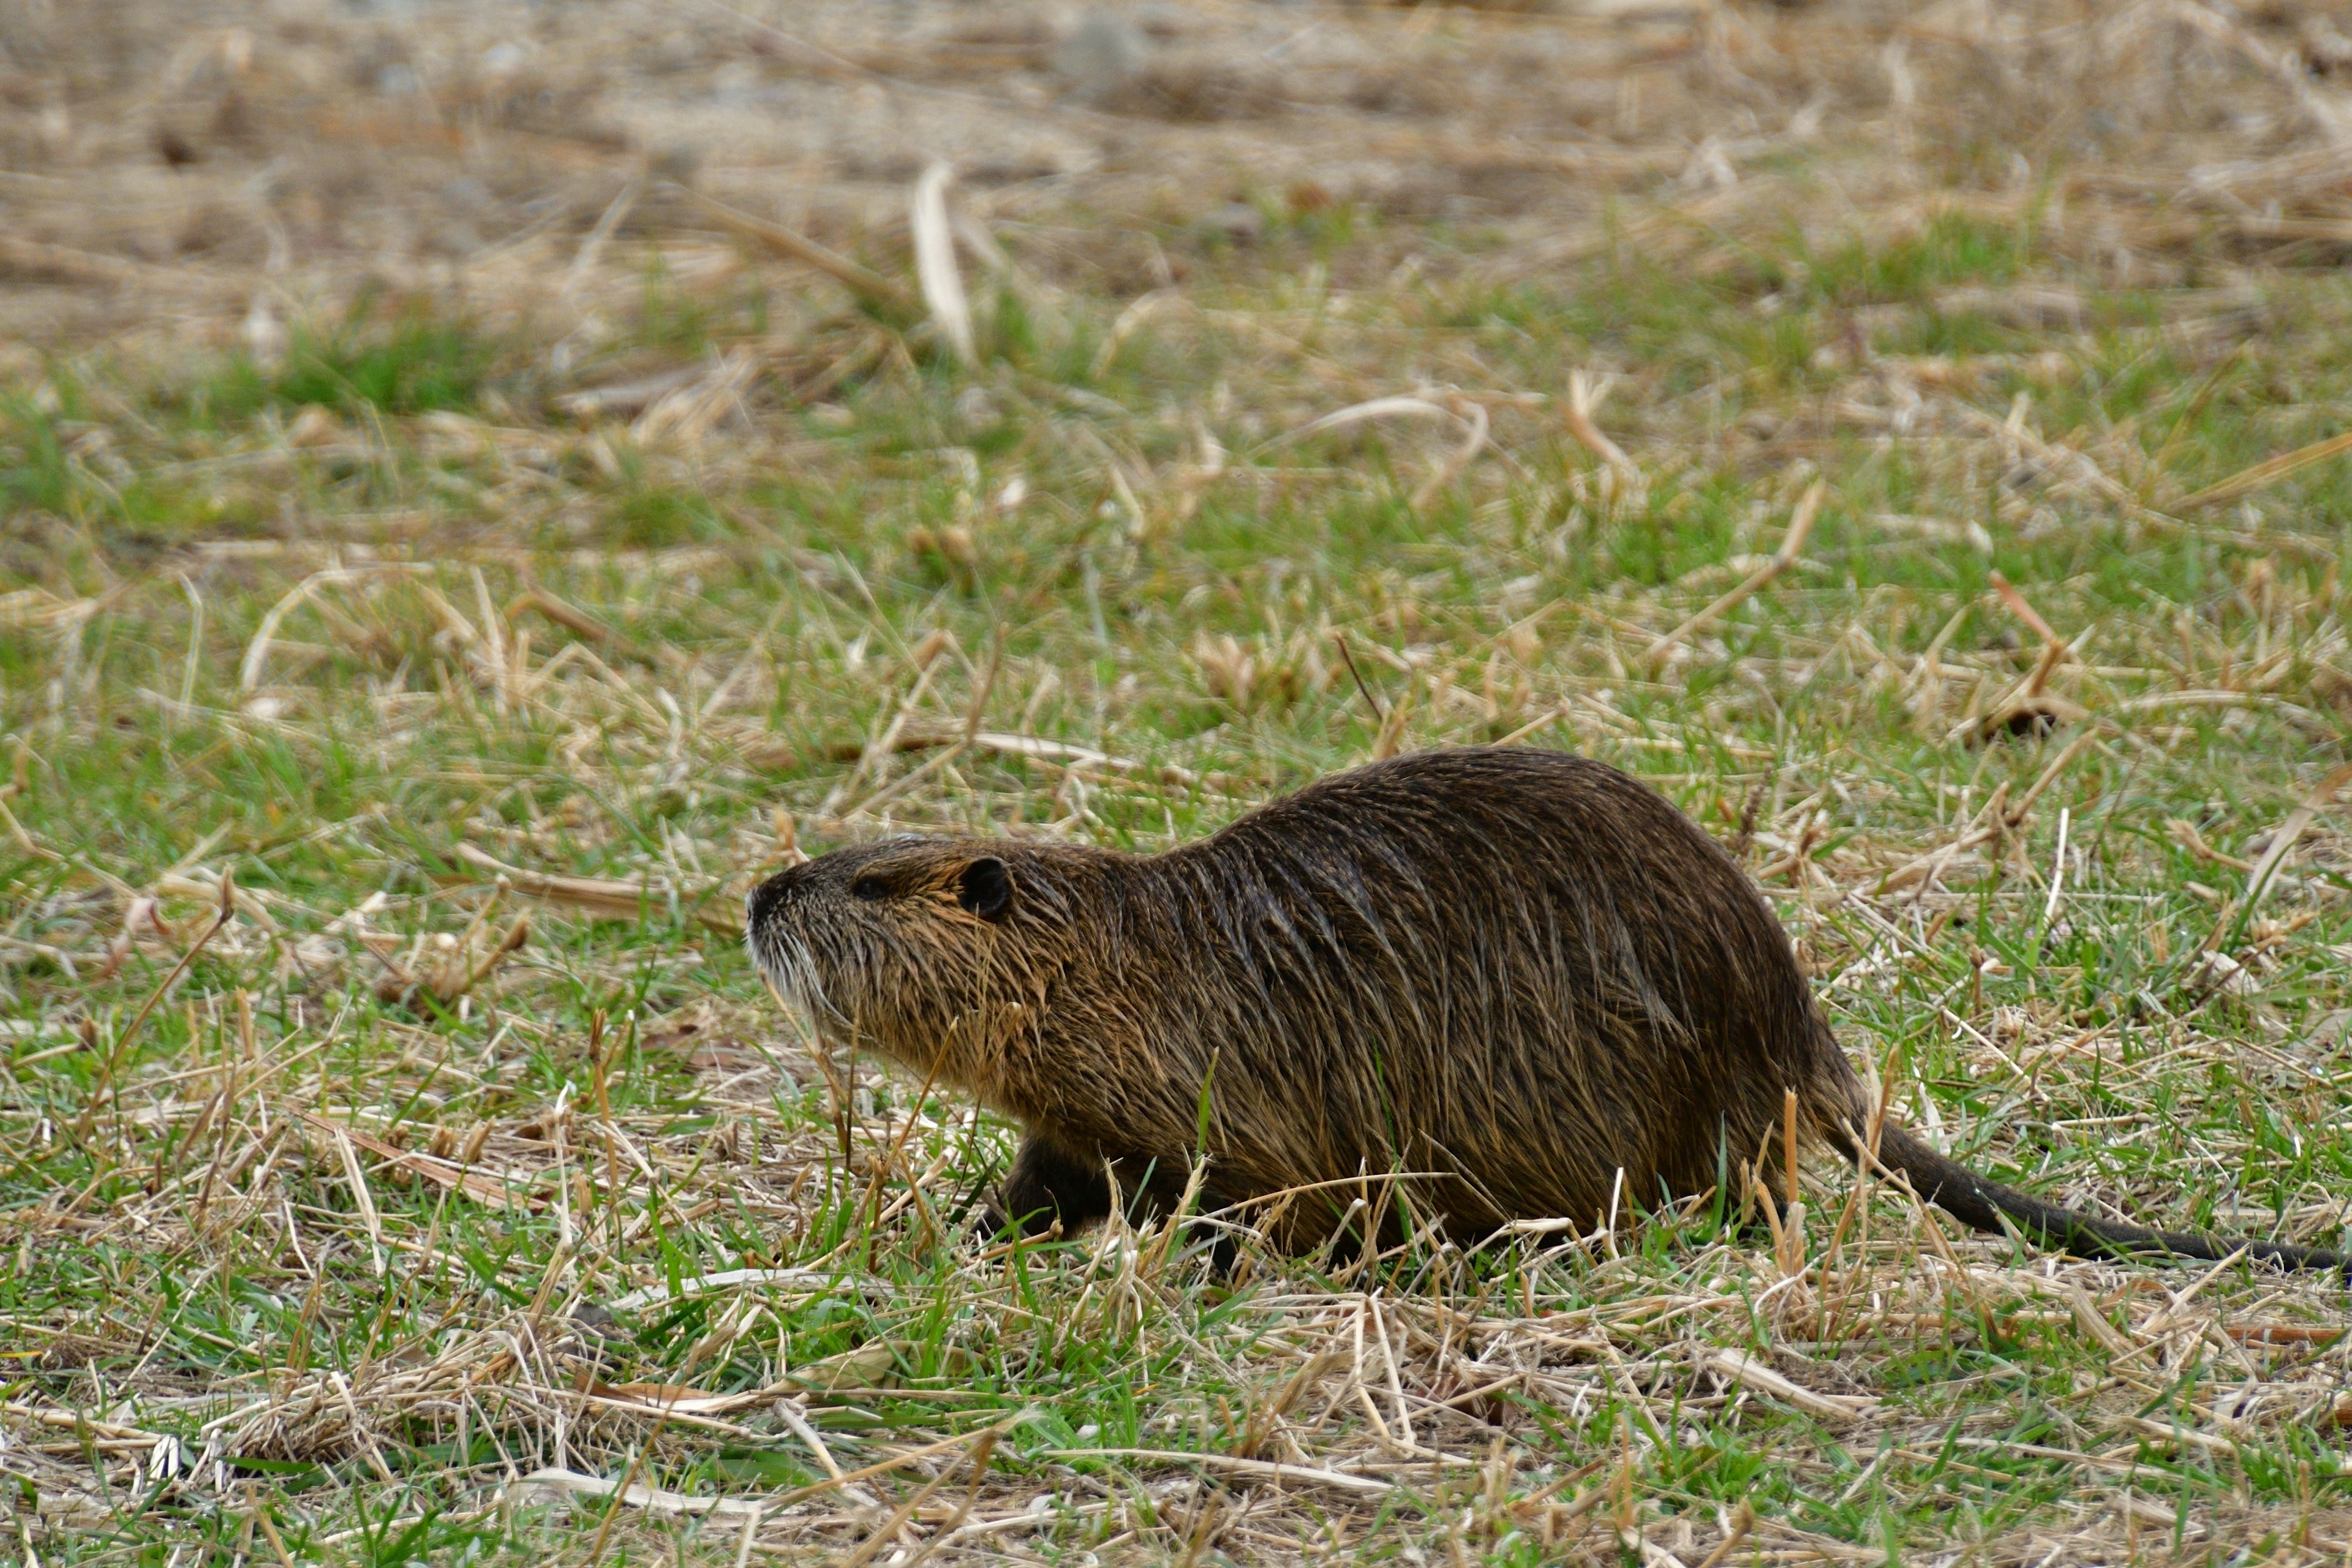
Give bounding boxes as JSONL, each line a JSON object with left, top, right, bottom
{"left": 6, "top": 0, "right": 2351, "bottom": 349}
{"left": 8, "top": 1, "right": 2352, "bottom": 1564}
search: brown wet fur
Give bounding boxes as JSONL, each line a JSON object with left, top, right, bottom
{"left": 747, "top": 747, "right": 2345, "bottom": 1275}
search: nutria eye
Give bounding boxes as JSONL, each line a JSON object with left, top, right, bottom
{"left": 851, "top": 875, "right": 889, "bottom": 902}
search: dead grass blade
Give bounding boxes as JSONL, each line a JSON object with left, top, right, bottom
{"left": 1038, "top": 1449, "right": 1395, "bottom": 1497}
{"left": 517, "top": 1468, "right": 766, "bottom": 1521}
{"left": 448, "top": 845, "right": 653, "bottom": 917}
{"left": 1969, "top": 572, "right": 2089, "bottom": 741}
{"left": 604, "top": 1267, "right": 859, "bottom": 1313}
{"left": 238, "top": 565, "right": 424, "bottom": 695}
{"left": 2204, "top": 760, "right": 2352, "bottom": 954}
{"left": 911, "top": 162, "right": 974, "bottom": 366}
{"left": 507, "top": 588, "right": 643, "bottom": 658}
{"left": 765, "top": 1415, "right": 1041, "bottom": 1511}
{"left": 372, "top": 912, "right": 529, "bottom": 1009}
{"left": 1875, "top": 728, "right": 2097, "bottom": 894}
{"left": 1333, "top": 631, "right": 1387, "bottom": 726}
{"left": 448, "top": 845, "right": 741, "bottom": 935}
{"left": 0, "top": 235, "right": 201, "bottom": 290}
{"left": 881, "top": 1432, "right": 999, "bottom": 1568}
{"left": 108, "top": 869, "right": 235, "bottom": 1063}
{"left": 837, "top": 1441, "right": 971, "bottom": 1568}
{"left": 1091, "top": 289, "right": 1183, "bottom": 377}
{"left": 1646, "top": 480, "right": 1823, "bottom": 666}
{"left": 1279, "top": 394, "right": 1455, "bottom": 445}
{"left": 1562, "top": 369, "right": 1641, "bottom": 487}
{"left": 1695, "top": 1502, "right": 1756, "bottom": 1568}
{"left": 2173, "top": 429, "right": 2352, "bottom": 511}
{"left": 1701, "top": 1350, "right": 1876, "bottom": 1425}
{"left": 1988, "top": 571, "right": 2066, "bottom": 654}
{"left": 295, "top": 1110, "right": 547, "bottom": 1212}
{"left": 1409, "top": 398, "right": 1490, "bottom": 510}
{"left": 331, "top": 1126, "right": 388, "bottom": 1277}
{"left": 562, "top": 175, "right": 646, "bottom": 301}
{"left": 671, "top": 184, "right": 915, "bottom": 314}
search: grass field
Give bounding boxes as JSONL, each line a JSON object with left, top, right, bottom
{"left": 9, "top": 1, "right": 2352, "bottom": 1562}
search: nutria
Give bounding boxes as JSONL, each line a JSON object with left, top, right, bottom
{"left": 747, "top": 746, "right": 2343, "bottom": 1273}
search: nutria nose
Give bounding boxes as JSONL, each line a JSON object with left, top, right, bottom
{"left": 747, "top": 868, "right": 799, "bottom": 930}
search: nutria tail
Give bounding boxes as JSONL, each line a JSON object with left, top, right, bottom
{"left": 1841, "top": 1121, "right": 2350, "bottom": 1277}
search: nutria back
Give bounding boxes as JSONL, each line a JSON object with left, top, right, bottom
{"left": 1116, "top": 747, "right": 1859, "bottom": 1230}
{"left": 748, "top": 745, "right": 2345, "bottom": 1272}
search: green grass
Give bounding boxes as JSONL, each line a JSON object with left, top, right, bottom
{"left": 7, "top": 186, "right": 2352, "bottom": 1567}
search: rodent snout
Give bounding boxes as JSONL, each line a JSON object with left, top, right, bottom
{"left": 745, "top": 865, "right": 804, "bottom": 933}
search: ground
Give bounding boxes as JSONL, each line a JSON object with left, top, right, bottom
{"left": 7, "top": 0, "right": 2352, "bottom": 1562}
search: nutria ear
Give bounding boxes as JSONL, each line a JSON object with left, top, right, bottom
{"left": 957, "top": 857, "right": 1013, "bottom": 921}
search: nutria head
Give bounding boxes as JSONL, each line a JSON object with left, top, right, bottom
{"left": 745, "top": 838, "right": 1077, "bottom": 1097}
